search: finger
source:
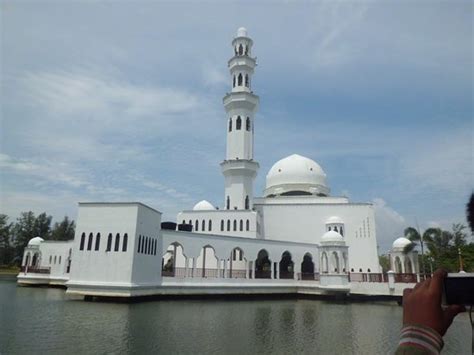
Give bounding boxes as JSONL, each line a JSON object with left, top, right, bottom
{"left": 429, "top": 269, "right": 447, "bottom": 296}
{"left": 413, "top": 280, "right": 425, "bottom": 291}
{"left": 403, "top": 288, "right": 413, "bottom": 298}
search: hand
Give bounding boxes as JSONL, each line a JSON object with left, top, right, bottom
{"left": 402, "top": 269, "right": 465, "bottom": 336}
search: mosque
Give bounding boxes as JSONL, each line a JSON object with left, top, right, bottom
{"left": 18, "top": 28, "right": 419, "bottom": 299}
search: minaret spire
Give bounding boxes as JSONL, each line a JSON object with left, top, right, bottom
{"left": 221, "top": 27, "right": 259, "bottom": 210}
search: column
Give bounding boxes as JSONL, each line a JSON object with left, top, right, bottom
{"left": 270, "top": 261, "right": 274, "bottom": 279}
{"left": 276, "top": 262, "right": 280, "bottom": 279}
{"left": 173, "top": 244, "right": 177, "bottom": 275}
{"left": 184, "top": 257, "right": 189, "bottom": 278}
{"left": 223, "top": 259, "right": 228, "bottom": 279}
{"left": 245, "top": 260, "right": 249, "bottom": 279}
{"left": 217, "top": 259, "right": 221, "bottom": 278}
{"left": 192, "top": 258, "right": 197, "bottom": 278}
{"left": 202, "top": 247, "right": 207, "bottom": 277}
{"left": 251, "top": 261, "right": 256, "bottom": 279}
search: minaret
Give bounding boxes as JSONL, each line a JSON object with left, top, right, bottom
{"left": 221, "top": 27, "right": 259, "bottom": 211}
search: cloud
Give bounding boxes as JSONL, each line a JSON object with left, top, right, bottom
{"left": 373, "top": 197, "right": 406, "bottom": 253}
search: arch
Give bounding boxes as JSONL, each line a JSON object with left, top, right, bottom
{"left": 238, "top": 73, "right": 243, "bottom": 86}
{"left": 122, "top": 233, "right": 128, "bottom": 252}
{"left": 195, "top": 220, "right": 199, "bottom": 231}
{"left": 25, "top": 253, "right": 31, "bottom": 267}
{"left": 359, "top": 268, "right": 363, "bottom": 272}
{"left": 202, "top": 220, "right": 205, "bottom": 231}
{"left": 321, "top": 252, "right": 328, "bottom": 273}
{"left": 220, "top": 220, "right": 224, "bottom": 231}
{"left": 106, "top": 233, "right": 112, "bottom": 252}
{"left": 301, "top": 253, "right": 315, "bottom": 279}
{"left": 234, "top": 46, "right": 238, "bottom": 55}
{"left": 79, "top": 232, "right": 86, "bottom": 250}
{"left": 229, "top": 118, "right": 232, "bottom": 132}
{"left": 232, "top": 75, "right": 236, "bottom": 88}
{"left": 244, "top": 45, "right": 248, "bottom": 55}
{"left": 188, "top": 220, "right": 192, "bottom": 226}
{"left": 279, "top": 251, "right": 294, "bottom": 279}
{"left": 49, "top": 255, "right": 52, "bottom": 264}
{"left": 53, "top": 255, "right": 56, "bottom": 264}
{"left": 229, "top": 247, "right": 246, "bottom": 278}
{"left": 340, "top": 227, "right": 344, "bottom": 236}
{"left": 162, "top": 242, "right": 186, "bottom": 277}
{"left": 255, "top": 249, "right": 271, "bottom": 279}
{"left": 246, "top": 219, "right": 250, "bottom": 231}
{"left": 233, "top": 220, "right": 237, "bottom": 231}
{"left": 208, "top": 219, "right": 212, "bottom": 231}
{"left": 239, "top": 219, "right": 243, "bottom": 231}
{"left": 246, "top": 117, "right": 251, "bottom": 131}
{"left": 236, "top": 116, "right": 242, "bottom": 130}
{"left": 226, "top": 196, "right": 230, "bottom": 210}
{"left": 328, "top": 226, "right": 332, "bottom": 231}
{"left": 245, "top": 195, "right": 249, "bottom": 209}
{"left": 367, "top": 268, "right": 371, "bottom": 273}
{"left": 227, "top": 220, "right": 231, "bottom": 231}
{"left": 32, "top": 253, "right": 40, "bottom": 267}
{"left": 404, "top": 257, "right": 413, "bottom": 274}
{"left": 333, "top": 226, "right": 338, "bottom": 233}
{"left": 238, "top": 44, "right": 243, "bottom": 55}
{"left": 95, "top": 233, "right": 101, "bottom": 251}
{"left": 245, "top": 74, "right": 249, "bottom": 87}
{"left": 394, "top": 256, "right": 402, "bottom": 273}
{"left": 330, "top": 251, "right": 340, "bottom": 272}
{"left": 87, "top": 233, "right": 93, "bottom": 250}
{"left": 114, "top": 233, "right": 120, "bottom": 252}
{"left": 343, "top": 252, "right": 348, "bottom": 273}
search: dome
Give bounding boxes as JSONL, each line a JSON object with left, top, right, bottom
{"left": 237, "top": 27, "right": 248, "bottom": 37}
{"left": 193, "top": 200, "right": 215, "bottom": 211}
{"left": 28, "top": 237, "right": 44, "bottom": 246}
{"left": 326, "top": 216, "right": 344, "bottom": 224}
{"left": 320, "top": 231, "right": 344, "bottom": 243}
{"left": 264, "top": 154, "right": 330, "bottom": 197}
{"left": 392, "top": 237, "right": 411, "bottom": 250}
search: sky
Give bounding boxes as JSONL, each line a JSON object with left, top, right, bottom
{"left": 1, "top": 1, "right": 472, "bottom": 252}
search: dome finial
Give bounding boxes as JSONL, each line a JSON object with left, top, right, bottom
{"left": 237, "top": 27, "right": 247, "bottom": 37}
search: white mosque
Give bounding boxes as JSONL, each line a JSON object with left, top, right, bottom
{"left": 18, "top": 28, "right": 419, "bottom": 299}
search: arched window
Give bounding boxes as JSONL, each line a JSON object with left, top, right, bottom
{"left": 238, "top": 44, "right": 243, "bottom": 55}
{"left": 334, "top": 226, "right": 338, "bottom": 233}
{"left": 328, "top": 226, "right": 332, "bottom": 231}
{"left": 188, "top": 220, "right": 192, "bottom": 226}
{"left": 239, "top": 220, "right": 243, "bottom": 231}
{"left": 59, "top": 256, "right": 61, "bottom": 264}
{"left": 79, "top": 233, "right": 85, "bottom": 250}
{"left": 246, "top": 117, "right": 250, "bottom": 131}
{"left": 202, "top": 220, "right": 205, "bottom": 231}
{"left": 246, "top": 219, "right": 250, "bottom": 231}
{"left": 229, "top": 118, "right": 232, "bottom": 132}
{"left": 245, "top": 45, "right": 248, "bottom": 55}
{"left": 351, "top": 268, "right": 354, "bottom": 272}
{"left": 54, "top": 256, "right": 57, "bottom": 264}
{"left": 49, "top": 255, "right": 52, "bottom": 264}
{"left": 234, "top": 46, "right": 238, "bottom": 55}
{"left": 233, "top": 75, "right": 236, "bottom": 88}
{"left": 227, "top": 220, "right": 231, "bottom": 231}
{"left": 226, "top": 196, "right": 230, "bottom": 210}
{"left": 220, "top": 220, "right": 224, "bottom": 231}
{"left": 122, "top": 234, "right": 128, "bottom": 252}
{"left": 106, "top": 233, "right": 112, "bottom": 252}
{"left": 245, "top": 74, "right": 249, "bottom": 87}
{"left": 114, "top": 234, "right": 120, "bottom": 252}
{"left": 95, "top": 233, "right": 101, "bottom": 251}
{"left": 359, "top": 268, "right": 362, "bottom": 272}
{"left": 236, "top": 116, "right": 242, "bottom": 130}
{"left": 195, "top": 220, "right": 199, "bottom": 231}
{"left": 245, "top": 195, "right": 249, "bottom": 209}
{"left": 367, "top": 268, "right": 371, "bottom": 273}
{"left": 238, "top": 73, "right": 243, "bottom": 86}
{"left": 87, "top": 233, "right": 93, "bottom": 250}
{"left": 138, "top": 235, "right": 141, "bottom": 253}
{"left": 208, "top": 220, "right": 212, "bottom": 231}
{"left": 233, "top": 220, "right": 237, "bottom": 231}
{"left": 182, "top": 220, "right": 185, "bottom": 225}
{"left": 340, "top": 227, "right": 344, "bottom": 236}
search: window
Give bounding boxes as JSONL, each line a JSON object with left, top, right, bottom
{"left": 54, "top": 256, "right": 57, "bottom": 264}
{"left": 246, "top": 117, "right": 250, "bottom": 131}
{"left": 79, "top": 233, "right": 85, "bottom": 250}
{"left": 87, "top": 233, "right": 93, "bottom": 250}
{"left": 106, "top": 233, "right": 112, "bottom": 251}
{"left": 340, "top": 228, "right": 344, "bottom": 236}
{"left": 95, "top": 233, "right": 101, "bottom": 251}
{"left": 245, "top": 74, "right": 249, "bottom": 87}
{"left": 220, "top": 220, "right": 224, "bottom": 231}
{"left": 233, "top": 75, "right": 236, "bottom": 88}
{"left": 59, "top": 256, "right": 61, "bottom": 264}
{"left": 182, "top": 220, "right": 185, "bottom": 225}
{"left": 351, "top": 268, "right": 354, "bottom": 272}
{"left": 195, "top": 220, "right": 199, "bottom": 231}
{"left": 246, "top": 219, "right": 250, "bottom": 231}
{"left": 122, "top": 234, "right": 128, "bottom": 252}
{"left": 359, "top": 268, "right": 362, "bottom": 272}
{"left": 236, "top": 116, "right": 242, "bottom": 130}
{"left": 233, "top": 249, "right": 237, "bottom": 260}
{"left": 233, "top": 220, "right": 237, "bottom": 231}
{"left": 245, "top": 195, "right": 249, "bottom": 209}
{"left": 114, "top": 234, "right": 120, "bottom": 252}
{"left": 189, "top": 220, "right": 192, "bottom": 226}
{"left": 147, "top": 237, "right": 151, "bottom": 254}
{"left": 202, "top": 220, "right": 205, "bottom": 231}
{"left": 238, "top": 73, "right": 243, "bottom": 86}
{"left": 229, "top": 118, "right": 232, "bottom": 132}
{"left": 49, "top": 256, "right": 52, "bottom": 264}
{"left": 368, "top": 268, "right": 371, "bottom": 272}
{"left": 208, "top": 220, "right": 212, "bottom": 231}
{"left": 238, "top": 44, "right": 243, "bottom": 55}
{"left": 239, "top": 220, "right": 243, "bottom": 231}
{"left": 328, "top": 226, "right": 332, "bottom": 231}
{"left": 144, "top": 237, "right": 148, "bottom": 254}
{"left": 334, "top": 226, "right": 338, "bottom": 233}
{"left": 245, "top": 45, "right": 248, "bottom": 55}
{"left": 153, "top": 239, "right": 157, "bottom": 255}
{"left": 227, "top": 220, "right": 231, "bottom": 231}
{"left": 226, "top": 196, "right": 230, "bottom": 210}
{"left": 138, "top": 235, "right": 142, "bottom": 253}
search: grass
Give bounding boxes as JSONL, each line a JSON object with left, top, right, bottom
{"left": 0, "top": 266, "right": 20, "bottom": 275}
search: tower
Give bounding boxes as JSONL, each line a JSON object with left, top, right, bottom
{"left": 221, "top": 27, "right": 259, "bottom": 211}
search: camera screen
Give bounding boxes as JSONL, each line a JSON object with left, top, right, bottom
{"left": 444, "top": 276, "right": 474, "bottom": 305}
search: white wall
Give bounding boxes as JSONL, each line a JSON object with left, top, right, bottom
{"left": 39, "top": 241, "right": 74, "bottom": 278}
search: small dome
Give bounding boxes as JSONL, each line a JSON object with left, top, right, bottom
{"left": 392, "top": 237, "right": 411, "bottom": 250}
{"left": 264, "top": 154, "right": 330, "bottom": 197}
{"left": 237, "top": 27, "right": 248, "bottom": 37}
{"left": 193, "top": 200, "right": 215, "bottom": 211}
{"left": 326, "top": 216, "right": 344, "bottom": 224}
{"left": 321, "top": 230, "right": 344, "bottom": 243}
{"left": 28, "top": 237, "right": 44, "bottom": 246}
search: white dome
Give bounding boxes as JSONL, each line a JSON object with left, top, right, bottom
{"left": 321, "top": 231, "right": 344, "bottom": 243}
{"left": 28, "top": 237, "right": 44, "bottom": 246}
{"left": 237, "top": 27, "right": 248, "bottom": 37}
{"left": 264, "top": 154, "right": 330, "bottom": 197}
{"left": 392, "top": 237, "right": 411, "bottom": 250}
{"left": 326, "top": 216, "right": 344, "bottom": 224}
{"left": 193, "top": 200, "right": 215, "bottom": 211}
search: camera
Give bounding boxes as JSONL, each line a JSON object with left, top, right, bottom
{"left": 443, "top": 273, "right": 474, "bottom": 305}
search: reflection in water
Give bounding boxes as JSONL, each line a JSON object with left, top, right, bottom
{"left": 0, "top": 281, "right": 470, "bottom": 354}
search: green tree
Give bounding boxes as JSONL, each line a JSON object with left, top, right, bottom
{"left": 403, "top": 227, "right": 441, "bottom": 274}
{"left": 378, "top": 254, "right": 390, "bottom": 273}
{"left": 12, "top": 211, "right": 37, "bottom": 262}
{"left": 34, "top": 212, "right": 52, "bottom": 240}
{"left": 0, "top": 214, "right": 13, "bottom": 265}
{"left": 51, "top": 216, "right": 75, "bottom": 241}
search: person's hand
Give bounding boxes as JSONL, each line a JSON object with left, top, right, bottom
{"left": 402, "top": 269, "right": 465, "bottom": 336}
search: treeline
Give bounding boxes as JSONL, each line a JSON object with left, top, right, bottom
{"left": 0, "top": 212, "right": 75, "bottom": 266}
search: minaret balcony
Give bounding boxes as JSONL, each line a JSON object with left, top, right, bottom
{"left": 223, "top": 91, "right": 259, "bottom": 111}
{"left": 220, "top": 159, "right": 259, "bottom": 177}
{"left": 228, "top": 56, "right": 257, "bottom": 70}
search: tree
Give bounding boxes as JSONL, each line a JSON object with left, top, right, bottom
{"left": 12, "top": 211, "right": 37, "bottom": 262}
{"left": 51, "top": 216, "right": 75, "bottom": 241}
{"left": 34, "top": 212, "right": 52, "bottom": 240}
{"left": 0, "top": 214, "right": 13, "bottom": 265}
{"left": 378, "top": 254, "right": 390, "bottom": 273}
{"left": 403, "top": 227, "right": 441, "bottom": 274}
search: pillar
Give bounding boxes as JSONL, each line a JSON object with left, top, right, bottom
{"left": 245, "top": 260, "right": 249, "bottom": 279}
{"left": 276, "top": 262, "right": 280, "bottom": 279}
{"left": 251, "top": 261, "right": 255, "bottom": 279}
{"left": 223, "top": 259, "right": 228, "bottom": 279}
{"left": 192, "top": 258, "right": 197, "bottom": 278}
{"left": 202, "top": 247, "right": 207, "bottom": 277}
{"left": 217, "top": 259, "right": 221, "bottom": 278}
{"left": 184, "top": 257, "right": 189, "bottom": 277}
{"left": 173, "top": 244, "right": 177, "bottom": 272}
{"left": 270, "top": 261, "right": 274, "bottom": 279}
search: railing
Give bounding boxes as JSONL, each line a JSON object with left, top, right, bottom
{"left": 394, "top": 273, "right": 417, "bottom": 283}
{"left": 162, "top": 267, "right": 248, "bottom": 279}
{"left": 298, "top": 272, "right": 320, "bottom": 281}
{"left": 279, "top": 272, "right": 294, "bottom": 279}
{"left": 254, "top": 270, "right": 272, "bottom": 279}
{"left": 349, "top": 273, "right": 389, "bottom": 283}
{"left": 20, "top": 266, "right": 51, "bottom": 274}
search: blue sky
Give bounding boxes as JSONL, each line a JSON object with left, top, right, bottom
{"left": 1, "top": 1, "right": 472, "bottom": 252}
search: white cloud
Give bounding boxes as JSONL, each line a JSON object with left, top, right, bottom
{"left": 373, "top": 197, "right": 406, "bottom": 253}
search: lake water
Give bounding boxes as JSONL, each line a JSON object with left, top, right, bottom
{"left": 0, "top": 280, "right": 471, "bottom": 354}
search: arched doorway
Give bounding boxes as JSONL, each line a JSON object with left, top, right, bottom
{"left": 321, "top": 252, "right": 328, "bottom": 273}
{"left": 301, "top": 253, "right": 315, "bottom": 280}
{"left": 279, "top": 251, "right": 294, "bottom": 279}
{"left": 330, "top": 251, "right": 340, "bottom": 272}
{"left": 404, "top": 257, "right": 413, "bottom": 274}
{"left": 162, "top": 242, "right": 185, "bottom": 277}
{"left": 197, "top": 245, "right": 218, "bottom": 278}
{"left": 230, "top": 247, "right": 246, "bottom": 278}
{"left": 394, "top": 256, "right": 402, "bottom": 273}
{"left": 255, "top": 249, "right": 271, "bottom": 279}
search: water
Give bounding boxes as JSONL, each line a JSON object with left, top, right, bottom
{"left": 0, "top": 280, "right": 471, "bottom": 354}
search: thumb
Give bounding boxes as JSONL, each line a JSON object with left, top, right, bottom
{"left": 441, "top": 305, "right": 465, "bottom": 335}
